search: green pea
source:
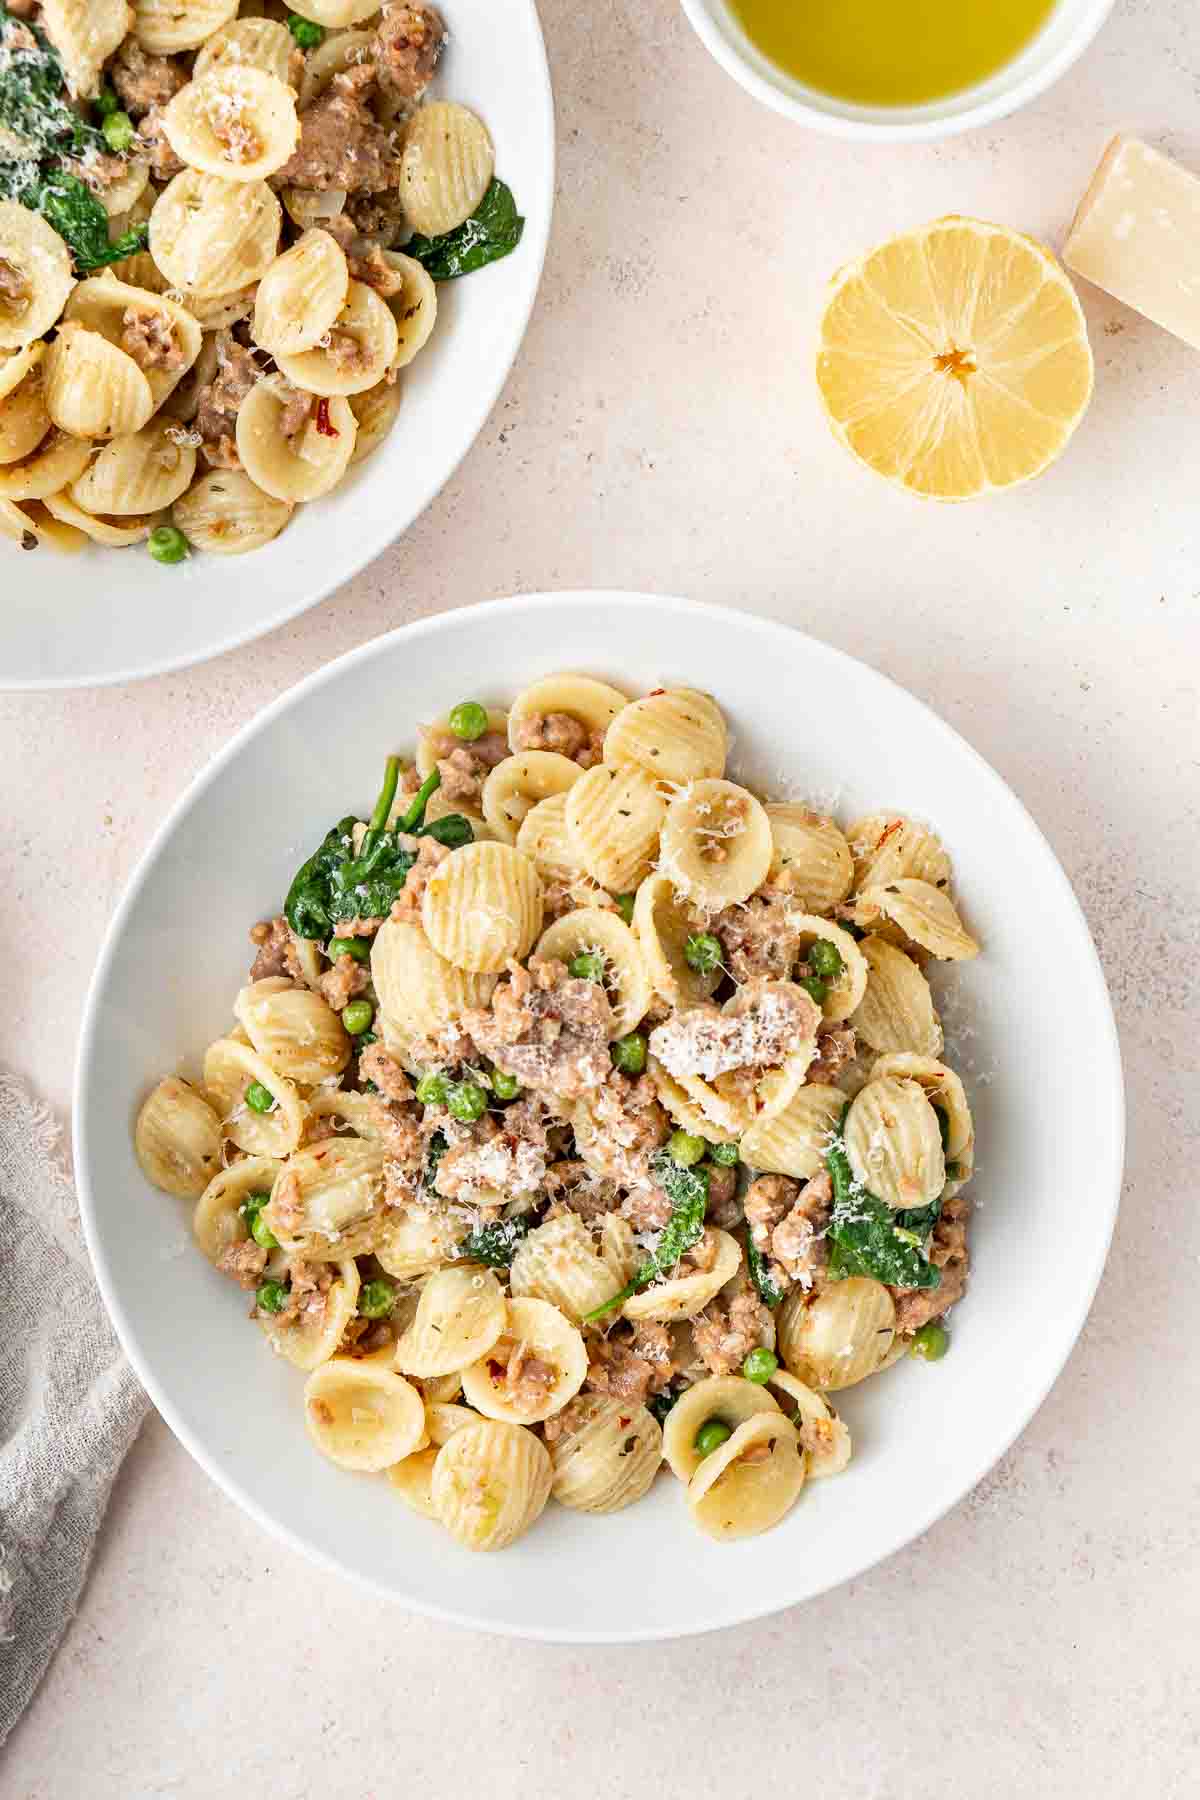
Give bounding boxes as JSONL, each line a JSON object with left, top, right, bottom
{"left": 684, "top": 932, "right": 722, "bottom": 976}
{"left": 797, "top": 973, "right": 827, "bottom": 1005}
{"left": 255, "top": 1280, "right": 288, "bottom": 1315}
{"left": 742, "top": 1347, "right": 778, "bottom": 1384}
{"left": 694, "top": 1419, "right": 731, "bottom": 1458}
{"left": 610, "top": 1031, "right": 647, "bottom": 1076}
{"left": 569, "top": 951, "right": 605, "bottom": 983}
{"left": 147, "top": 524, "right": 188, "bottom": 565}
{"left": 287, "top": 12, "right": 324, "bottom": 48}
{"left": 244, "top": 1080, "right": 274, "bottom": 1114}
{"left": 709, "top": 1141, "right": 740, "bottom": 1167}
{"left": 911, "top": 1321, "right": 949, "bottom": 1362}
{"left": 357, "top": 1278, "right": 396, "bottom": 1320}
{"left": 94, "top": 86, "right": 120, "bottom": 119}
{"left": 448, "top": 700, "right": 489, "bottom": 742}
{"left": 808, "top": 938, "right": 844, "bottom": 981}
{"left": 416, "top": 1072, "right": 448, "bottom": 1107}
{"left": 101, "top": 110, "right": 135, "bottom": 152}
{"left": 250, "top": 1209, "right": 279, "bottom": 1250}
{"left": 342, "top": 999, "right": 374, "bottom": 1036}
{"left": 328, "top": 935, "right": 370, "bottom": 964}
{"left": 668, "top": 1129, "right": 707, "bottom": 1168}
{"left": 446, "top": 1081, "right": 487, "bottom": 1124}
{"left": 490, "top": 1067, "right": 521, "bottom": 1100}
{"left": 614, "top": 893, "right": 636, "bottom": 925}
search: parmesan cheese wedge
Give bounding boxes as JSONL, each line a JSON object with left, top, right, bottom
{"left": 1064, "top": 136, "right": 1200, "bottom": 348}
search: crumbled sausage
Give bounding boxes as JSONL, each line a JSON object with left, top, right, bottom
{"left": 318, "top": 951, "right": 369, "bottom": 1012}
{"left": 433, "top": 1122, "right": 547, "bottom": 1205}
{"left": 275, "top": 1258, "right": 333, "bottom": 1325}
{"left": 510, "top": 712, "right": 603, "bottom": 767}
{"left": 0, "top": 256, "right": 29, "bottom": 315}
{"left": 387, "top": 835, "right": 450, "bottom": 922}
{"left": 691, "top": 1288, "right": 772, "bottom": 1377}
{"left": 359, "top": 1044, "right": 414, "bottom": 1105}
{"left": 462, "top": 957, "right": 613, "bottom": 1099}
{"left": 714, "top": 889, "right": 804, "bottom": 983}
{"left": 574, "top": 1070, "right": 671, "bottom": 1190}
{"left": 217, "top": 1238, "right": 268, "bottom": 1289}
{"left": 543, "top": 1159, "right": 621, "bottom": 1222}
{"left": 483, "top": 1337, "right": 557, "bottom": 1415}
{"left": 704, "top": 1161, "right": 741, "bottom": 1229}
{"left": 374, "top": 1, "right": 446, "bottom": 99}
{"left": 890, "top": 1194, "right": 970, "bottom": 1330}
{"left": 771, "top": 1170, "right": 832, "bottom": 1289}
{"left": 276, "top": 378, "right": 313, "bottom": 443}
{"left": 194, "top": 331, "right": 260, "bottom": 470}
{"left": 585, "top": 1321, "right": 675, "bottom": 1402}
{"left": 540, "top": 1395, "right": 594, "bottom": 1445}
{"left": 807, "top": 1022, "right": 857, "bottom": 1086}
{"left": 367, "top": 1096, "right": 424, "bottom": 1167}
{"left": 275, "top": 65, "right": 400, "bottom": 193}
{"left": 120, "top": 306, "right": 184, "bottom": 373}
{"left": 112, "top": 38, "right": 186, "bottom": 115}
{"left": 248, "top": 915, "right": 305, "bottom": 983}
{"left": 648, "top": 979, "right": 820, "bottom": 1082}
{"left": 137, "top": 106, "right": 185, "bottom": 179}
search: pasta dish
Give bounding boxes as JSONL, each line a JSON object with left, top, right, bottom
{"left": 0, "top": 0, "right": 521, "bottom": 560}
{"left": 135, "top": 675, "right": 980, "bottom": 1549}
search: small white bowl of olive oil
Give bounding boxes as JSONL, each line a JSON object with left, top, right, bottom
{"left": 681, "top": 0, "right": 1115, "bottom": 141}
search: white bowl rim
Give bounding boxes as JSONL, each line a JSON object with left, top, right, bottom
{"left": 679, "top": 0, "right": 1117, "bottom": 143}
{"left": 3, "top": 16, "right": 555, "bottom": 694}
{"left": 73, "top": 591, "right": 1125, "bottom": 1641}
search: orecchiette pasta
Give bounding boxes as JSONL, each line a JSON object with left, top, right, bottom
{"left": 235, "top": 380, "right": 357, "bottom": 502}
{"left": 857, "top": 878, "right": 980, "bottom": 961}
{"left": 658, "top": 778, "right": 773, "bottom": 909}
{"left": 506, "top": 674, "right": 630, "bottom": 753}
{"left": 44, "top": 325, "right": 154, "bottom": 440}
{"left": 64, "top": 275, "right": 202, "bottom": 410}
{"left": 162, "top": 67, "right": 300, "bottom": 182}
{"left": 565, "top": 763, "right": 667, "bottom": 891}
{"left": 192, "top": 1155, "right": 282, "bottom": 1264}
{"left": 432, "top": 1419, "right": 553, "bottom": 1551}
{"left": 843, "top": 1075, "right": 945, "bottom": 1210}
{"left": 548, "top": 1396, "right": 663, "bottom": 1514}
{"left": 202, "top": 1034, "right": 306, "bottom": 1157}
{"left": 766, "top": 1369, "right": 852, "bottom": 1478}
{"left": 149, "top": 170, "right": 282, "bottom": 296}
{"left": 394, "top": 1267, "right": 507, "bottom": 1378}
{"left": 482, "top": 750, "right": 584, "bottom": 844}
{"left": 0, "top": 430, "right": 91, "bottom": 502}
{"left": 400, "top": 102, "right": 495, "bottom": 237}
{"left": 632, "top": 872, "right": 722, "bottom": 1007}
{"left": 39, "top": 0, "right": 128, "bottom": 97}
{"left": 259, "top": 1258, "right": 360, "bottom": 1369}
{"left": 371, "top": 918, "right": 496, "bottom": 1040}
{"left": 252, "top": 229, "right": 350, "bottom": 356}
{"left": 193, "top": 17, "right": 298, "bottom": 86}
{"left": 460, "top": 1298, "right": 588, "bottom": 1425}
{"left": 766, "top": 805, "right": 854, "bottom": 912}
{"left": 508, "top": 1212, "right": 626, "bottom": 1324}
{"left": 662, "top": 1375, "right": 781, "bottom": 1481}
{"left": 382, "top": 253, "right": 438, "bottom": 369}
{"left": 603, "top": 687, "right": 726, "bottom": 784}
{"left": 850, "top": 934, "right": 944, "bottom": 1057}
{"left": 41, "top": 490, "right": 155, "bottom": 546}
{"left": 686, "top": 1412, "right": 805, "bottom": 1540}
{"left": 622, "top": 1229, "right": 741, "bottom": 1324}
{"left": 421, "top": 842, "right": 544, "bottom": 974}
{"left": 133, "top": 0, "right": 239, "bottom": 56}
{"left": 785, "top": 914, "right": 868, "bottom": 1020}
{"left": 348, "top": 376, "right": 404, "bottom": 464}
{"left": 69, "top": 419, "right": 196, "bottom": 516}
{"left": 274, "top": 280, "right": 398, "bottom": 397}
{"left": 738, "top": 1081, "right": 845, "bottom": 1179}
{"left": 233, "top": 976, "right": 351, "bottom": 1084}
{"left": 848, "top": 814, "right": 952, "bottom": 891}
{"left": 0, "top": 204, "right": 74, "bottom": 352}
{"left": 134, "top": 1075, "right": 223, "bottom": 1198}
{"left": 172, "top": 467, "right": 293, "bottom": 553}
{"left": 534, "top": 908, "right": 652, "bottom": 1038}
{"left": 777, "top": 1277, "right": 897, "bottom": 1391}
{"left": 263, "top": 1137, "right": 387, "bottom": 1258}
{"left": 0, "top": 345, "right": 51, "bottom": 465}
{"left": 304, "top": 1359, "right": 425, "bottom": 1471}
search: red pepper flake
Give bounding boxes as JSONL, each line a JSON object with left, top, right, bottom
{"left": 315, "top": 397, "right": 338, "bottom": 437}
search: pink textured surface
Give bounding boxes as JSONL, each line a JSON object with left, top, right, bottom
{"left": 2, "top": 0, "right": 1198, "bottom": 1790}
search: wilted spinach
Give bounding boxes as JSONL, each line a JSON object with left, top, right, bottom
{"left": 584, "top": 1155, "right": 710, "bottom": 1321}
{"left": 747, "top": 1240, "right": 785, "bottom": 1308}
{"left": 457, "top": 1214, "right": 531, "bottom": 1269}
{"left": 407, "top": 178, "right": 524, "bottom": 280}
{"left": 824, "top": 1108, "right": 941, "bottom": 1291}
{"left": 284, "top": 758, "right": 474, "bottom": 939}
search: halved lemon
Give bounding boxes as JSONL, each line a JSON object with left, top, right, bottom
{"left": 816, "top": 216, "right": 1094, "bottom": 501}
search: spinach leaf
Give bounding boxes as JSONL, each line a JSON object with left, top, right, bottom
{"left": 407, "top": 177, "right": 524, "bottom": 280}
{"left": 457, "top": 1213, "right": 531, "bottom": 1269}
{"left": 0, "top": 8, "right": 148, "bottom": 271}
{"left": 825, "top": 1110, "right": 941, "bottom": 1291}
{"left": 584, "top": 1154, "right": 710, "bottom": 1321}
{"left": 283, "top": 759, "right": 474, "bottom": 938}
{"left": 424, "top": 1129, "right": 448, "bottom": 1184}
{"left": 647, "top": 1387, "right": 681, "bottom": 1426}
{"left": 747, "top": 1240, "right": 785, "bottom": 1308}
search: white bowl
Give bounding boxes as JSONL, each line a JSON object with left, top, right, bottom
{"left": 1, "top": 0, "right": 554, "bottom": 691}
{"left": 681, "top": 0, "right": 1116, "bottom": 141}
{"left": 75, "top": 592, "right": 1123, "bottom": 1642}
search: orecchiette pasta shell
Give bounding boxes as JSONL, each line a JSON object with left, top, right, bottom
{"left": 63, "top": 274, "right": 203, "bottom": 411}
{"left": 534, "top": 908, "right": 652, "bottom": 1038}
{"left": 172, "top": 466, "right": 293, "bottom": 553}
{"left": 850, "top": 936, "right": 943, "bottom": 1057}
{"left": 662, "top": 1374, "right": 782, "bottom": 1481}
{"left": 282, "top": 186, "right": 347, "bottom": 232}
{"left": 253, "top": 228, "right": 349, "bottom": 355}
{"left": 603, "top": 688, "right": 726, "bottom": 784}
{"left": 193, "top": 17, "right": 297, "bottom": 86}
{"left": 514, "top": 791, "right": 586, "bottom": 879}
{"left": 632, "top": 871, "right": 721, "bottom": 1008}
{"left": 508, "top": 1212, "right": 625, "bottom": 1325}
{"left": 192, "top": 1154, "right": 281, "bottom": 1264}
{"left": 69, "top": 420, "right": 196, "bottom": 516}
{"left": 766, "top": 805, "right": 854, "bottom": 913}
{"left": 549, "top": 1395, "right": 663, "bottom": 1514}
{"left": 382, "top": 252, "right": 437, "bottom": 369}
{"left": 4, "top": 497, "right": 86, "bottom": 549}
{"left": 375, "top": 1204, "right": 467, "bottom": 1282}
{"left": 648, "top": 1061, "right": 738, "bottom": 1148}
{"left": 848, "top": 813, "right": 952, "bottom": 891}
{"left": 0, "top": 345, "right": 50, "bottom": 465}
{"left": 420, "top": 841, "right": 544, "bottom": 974}
{"left": 597, "top": 1212, "right": 638, "bottom": 1285}
{"left": 738, "top": 1082, "right": 845, "bottom": 1179}
{"left": 41, "top": 490, "right": 155, "bottom": 545}
{"left": 870, "top": 1052, "right": 973, "bottom": 1162}
{"left": 304, "top": 1087, "right": 384, "bottom": 1143}
{"left": 844, "top": 1075, "right": 945, "bottom": 1210}
{"left": 0, "top": 429, "right": 92, "bottom": 502}
{"left": 164, "top": 66, "right": 300, "bottom": 181}
{"left": 134, "top": 1075, "right": 223, "bottom": 1197}
{"left": 201, "top": 1034, "right": 306, "bottom": 1156}
{"left": 765, "top": 1369, "right": 852, "bottom": 1479}
{"left": 482, "top": 749, "right": 582, "bottom": 844}
{"left": 289, "top": 0, "right": 379, "bottom": 28}
{"left": 460, "top": 1297, "right": 589, "bottom": 1426}
{"left": 150, "top": 170, "right": 281, "bottom": 296}
{"left": 371, "top": 918, "right": 496, "bottom": 1039}
{"left": 401, "top": 102, "right": 495, "bottom": 238}
{"left": 172, "top": 285, "right": 258, "bottom": 330}
{"left": 297, "top": 27, "right": 374, "bottom": 107}
{"left": 39, "top": 0, "right": 129, "bottom": 98}
{"left": 263, "top": 1137, "right": 386, "bottom": 1255}
{"left": 565, "top": 763, "right": 666, "bottom": 892}
{"left": 233, "top": 976, "right": 351, "bottom": 1084}
{"left": 304, "top": 1358, "right": 425, "bottom": 1471}
{"left": 777, "top": 1277, "right": 896, "bottom": 1391}
{"left": 622, "top": 1229, "right": 741, "bottom": 1325}
{"left": 386, "top": 1445, "right": 441, "bottom": 1517}
{"left": 658, "top": 778, "right": 773, "bottom": 910}
{"left": 394, "top": 1267, "right": 507, "bottom": 1378}
{"left": 0, "top": 202, "right": 74, "bottom": 351}
{"left": 94, "top": 158, "right": 151, "bottom": 221}
{"left": 44, "top": 326, "right": 154, "bottom": 440}
{"left": 506, "top": 674, "right": 630, "bottom": 753}
{"left": 275, "top": 279, "right": 398, "bottom": 396}
{"left": 416, "top": 705, "right": 509, "bottom": 780}
{"left": 785, "top": 913, "right": 868, "bottom": 1021}
{"left": 133, "top": 0, "right": 239, "bottom": 55}
{"left": 426, "top": 1402, "right": 476, "bottom": 1448}
{"left": 348, "top": 376, "right": 403, "bottom": 463}
{"left": 258, "top": 1257, "right": 359, "bottom": 1369}
{"left": 236, "top": 380, "right": 356, "bottom": 502}
{"left": 686, "top": 1412, "right": 805, "bottom": 1541}
{"left": 857, "top": 878, "right": 980, "bottom": 961}
{"left": 432, "top": 1419, "right": 552, "bottom": 1552}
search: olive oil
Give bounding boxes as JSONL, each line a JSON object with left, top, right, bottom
{"left": 728, "top": 0, "right": 1058, "bottom": 108}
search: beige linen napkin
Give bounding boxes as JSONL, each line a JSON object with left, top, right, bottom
{"left": 0, "top": 1070, "right": 148, "bottom": 1746}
